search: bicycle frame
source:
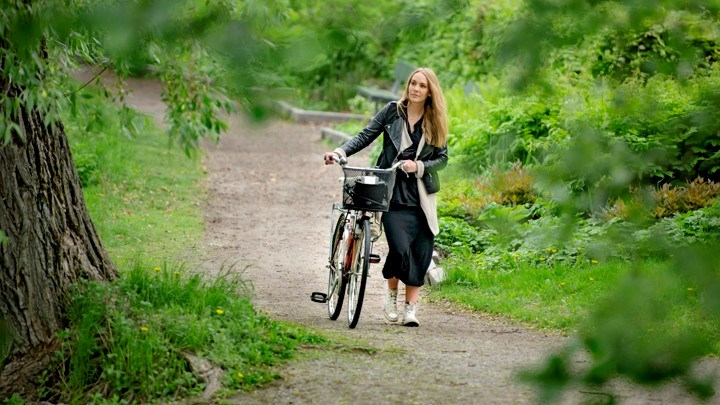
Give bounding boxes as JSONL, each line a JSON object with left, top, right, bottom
{"left": 328, "top": 204, "right": 369, "bottom": 276}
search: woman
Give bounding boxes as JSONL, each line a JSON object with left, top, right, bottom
{"left": 324, "top": 67, "right": 448, "bottom": 326}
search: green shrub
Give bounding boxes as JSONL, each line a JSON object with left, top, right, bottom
{"left": 437, "top": 216, "right": 495, "bottom": 255}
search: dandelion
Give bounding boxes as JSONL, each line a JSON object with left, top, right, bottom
{"left": 140, "top": 326, "right": 149, "bottom": 333}
{"left": 551, "top": 249, "right": 558, "bottom": 253}
{"left": 237, "top": 372, "right": 244, "bottom": 379}
{"left": 173, "top": 271, "right": 180, "bottom": 276}
{"left": 153, "top": 266, "right": 161, "bottom": 272}
{"left": 545, "top": 247, "right": 552, "bottom": 253}
{"left": 559, "top": 282, "right": 565, "bottom": 286}
{"left": 216, "top": 308, "right": 224, "bottom": 315}
{"left": 539, "top": 257, "right": 546, "bottom": 261}
{"left": 591, "top": 259, "right": 599, "bottom": 264}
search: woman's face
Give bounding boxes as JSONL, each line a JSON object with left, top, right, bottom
{"left": 407, "top": 72, "right": 430, "bottom": 105}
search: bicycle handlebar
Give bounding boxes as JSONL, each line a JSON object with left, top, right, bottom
{"left": 332, "top": 154, "right": 348, "bottom": 165}
{"left": 333, "top": 155, "right": 405, "bottom": 172}
{"left": 390, "top": 161, "right": 404, "bottom": 171}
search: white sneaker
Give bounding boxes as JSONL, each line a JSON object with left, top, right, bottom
{"left": 402, "top": 302, "right": 419, "bottom": 327}
{"left": 384, "top": 289, "right": 399, "bottom": 322}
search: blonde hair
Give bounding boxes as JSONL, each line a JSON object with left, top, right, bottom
{"left": 397, "top": 67, "right": 448, "bottom": 147}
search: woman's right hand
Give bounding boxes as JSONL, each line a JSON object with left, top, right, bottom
{"left": 324, "top": 152, "right": 339, "bottom": 165}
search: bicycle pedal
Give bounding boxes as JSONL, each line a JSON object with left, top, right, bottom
{"left": 369, "top": 254, "right": 381, "bottom": 264}
{"left": 310, "top": 292, "right": 327, "bottom": 303}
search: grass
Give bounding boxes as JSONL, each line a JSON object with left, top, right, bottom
{"left": 36, "top": 86, "right": 328, "bottom": 404}
{"left": 433, "top": 258, "right": 628, "bottom": 330}
{"left": 433, "top": 254, "right": 720, "bottom": 353}
{"left": 38, "top": 263, "right": 324, "bottom": 404}
{"left": 70, "top": 113, "right": 206, "bottom": 265}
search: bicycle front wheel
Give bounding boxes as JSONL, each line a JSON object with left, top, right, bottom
{"left": 347, "top": 217, "right": 371, "bottom": 328}
{"left": 327, "top": 213, "right": 347, "bottom": 320}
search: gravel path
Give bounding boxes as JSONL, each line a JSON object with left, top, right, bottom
{"left": 122, "top": 76, "right": 709, "bottom": 404}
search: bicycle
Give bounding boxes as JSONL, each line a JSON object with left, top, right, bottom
{"left": 311, "top": 156, "right": 402, "bottom": 328}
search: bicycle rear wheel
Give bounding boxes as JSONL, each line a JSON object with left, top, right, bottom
{"left": 327, "top": 213, "right": 347, "bottom": 320}
{"left": 347, "top": 217, "right": 371, "bottom": 328}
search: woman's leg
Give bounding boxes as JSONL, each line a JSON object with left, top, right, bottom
{"left": 384, "top": 278, "right": 400, "bottom": 322}
{"left": 405, "top": 285, "right": 419, "bottom": 303}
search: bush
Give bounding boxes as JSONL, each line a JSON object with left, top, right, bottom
{"left": 439, "top": 163, "right": 538, "bottom": 220}
{"left": 437, "top": 216, "right": 495, "bottom": 255}
{"left": 652, "top": 178, "right": 720, "bottom": 218}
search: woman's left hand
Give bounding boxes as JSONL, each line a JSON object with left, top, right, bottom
{"left": 402, "top": 160, "right": 418, "bottom": 173}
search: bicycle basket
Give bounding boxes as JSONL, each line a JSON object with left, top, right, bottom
{"left": 341, "top": 167, "right": 396, "bottom": 212}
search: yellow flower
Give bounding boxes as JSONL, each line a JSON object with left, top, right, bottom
{"left": 559, "top": 282, "right": 565, "bottom": 286}
{"left": 237, "top": 372, "right": 244, "bottom": 379}
{"left": 539, "top": 257, "right": 546, "bottom": 261}
{"left": 153, "top": 266, "right": 161, "bottom": 272}
{"left": 591, "top": 259, "right": 599, "bottom": 264}
{"left": 545, "top": 247, "right": 552, "bottom": 252}
{"left": 140, "top": 326, "right": 149, "bottom": 333}
{"left": 216, "top": 309, "right": 224, "bottom": 315}
{"left": 173, "top": 271, "right": 180, "bottom": 276}
{"left": 551, "top": 249, "right": 558, "bottom": 253}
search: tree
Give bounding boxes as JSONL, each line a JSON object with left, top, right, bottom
{"left": 0, "top": 0, "right": 286, "bottom": 397}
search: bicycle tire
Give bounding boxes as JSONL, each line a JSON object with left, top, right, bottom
{"left": 327, "top": 213, "right": 347, "bottom": 320}
{"left": 347, "top": 217, "right": 371, "bottom": 328}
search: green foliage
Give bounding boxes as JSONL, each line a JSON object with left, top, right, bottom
{"left": 346, "top": 95, "right": 375, "bottom": 115}
{"left": 153, "top": 44, "right": 234, "bottom": 156}
{"left": 3, "top": 394, "right": 23, "bottom": 405}
{"left": 38, "top": 263, "right": 324, "bottom": 404}
{"left": 436, "top": 216, "right": 495, "bottom": 255}
{"left": 446, "top": 85, "right": 564, "bottom": 172}
{"left": 392, "top": 0, "right": 494, "bottom": 87}
{"left": 495, "top": 0, "right": 720, "bottom": 89}
{"left": 1, "top": 0, "right": 285, "bottom": 151}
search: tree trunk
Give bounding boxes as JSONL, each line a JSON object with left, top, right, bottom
{"left": 0, "top": 82, "right": 117, "bottom": 397}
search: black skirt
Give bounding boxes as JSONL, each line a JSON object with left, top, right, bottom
{"left": 381, "top": 205, "right": 434, "bottom": 287}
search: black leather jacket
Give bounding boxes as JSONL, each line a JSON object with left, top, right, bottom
{"left": 338, "top": 102, "right": 448, "bottom": 189}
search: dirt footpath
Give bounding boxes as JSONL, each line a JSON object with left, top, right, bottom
{"left": 119, "top": 76, "right": 707, "bottom": 404}
{"left": 198, "top": 114, "right": 711, "bottom": 405}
